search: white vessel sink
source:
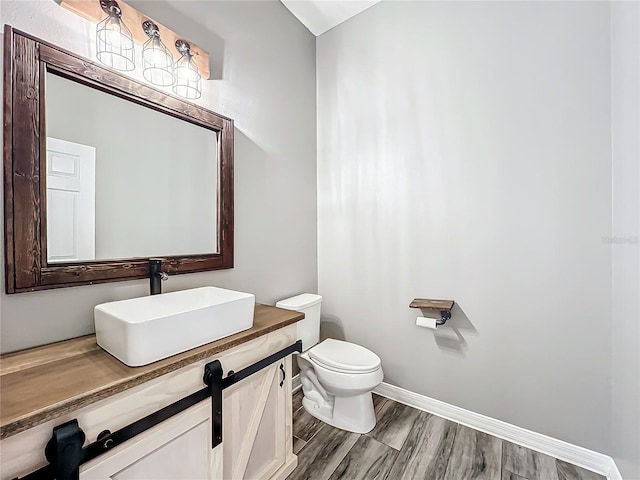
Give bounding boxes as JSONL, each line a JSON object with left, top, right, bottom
{"left": 95, "top": 287, "right": 255, "bottom": 366}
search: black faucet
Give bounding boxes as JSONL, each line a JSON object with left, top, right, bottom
{"left": 149, "top": 258, "right": 168, "bottom": 295}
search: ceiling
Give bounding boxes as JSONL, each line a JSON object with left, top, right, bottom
{"left": 280, "top": 0, "right": 381, "bottom": 36}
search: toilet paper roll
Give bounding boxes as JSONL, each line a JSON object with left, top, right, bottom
{"left": 416, "top": 316, "right": 438, "bottom": 329}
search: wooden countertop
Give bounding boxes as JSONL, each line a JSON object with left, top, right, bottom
{"left": 0, "top": 304, "right": 303, "bottom": 439}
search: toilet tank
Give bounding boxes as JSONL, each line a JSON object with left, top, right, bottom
{"left": 276, "top": 293, "right": 322, "bottom": 351}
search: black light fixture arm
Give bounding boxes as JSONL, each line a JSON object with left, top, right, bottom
{"left": 142, "top": 20, "right": 160, "bottom": 38}
{"left": 175, "top": 39, "right": 192, "bottom": 57}
{"left": 99, "top": 0, "right": 122, "bottom": 18}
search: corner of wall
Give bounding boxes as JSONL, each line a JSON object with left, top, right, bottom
{"left": 610, "top": 1, "right": 640, "bottom": 478}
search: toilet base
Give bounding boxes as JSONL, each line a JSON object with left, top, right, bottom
{"left": 301, "top": 391, "right": 377, "bottom": 434}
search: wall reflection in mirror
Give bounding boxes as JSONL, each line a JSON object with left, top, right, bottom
{"left": 45, "top": 72, "right": 218, "bottom": 263}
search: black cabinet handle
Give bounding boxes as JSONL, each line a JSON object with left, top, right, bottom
{"left": 279, "top": 363, "right": 286, "bottom": 388}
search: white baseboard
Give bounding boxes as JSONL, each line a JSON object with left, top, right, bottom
{"left": 292, "top": 373, "right": 301, "bottom": 392}
{"left": 373, "top": 382, "right": 622, "bottom": 480}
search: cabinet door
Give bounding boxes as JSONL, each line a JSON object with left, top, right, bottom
{"left": 223, "top": 357, "right": 295, "bottom": 480}
{"left": 80, "top": 402, "right": 222, "bottom": 480}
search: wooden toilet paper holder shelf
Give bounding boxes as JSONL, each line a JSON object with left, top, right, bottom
{"left": 409, "top": 298, "right": 455, "bottom": 325}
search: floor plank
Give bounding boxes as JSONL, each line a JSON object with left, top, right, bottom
{"left": 373, "top": 393, "right": 388, "bottom": 413}
{"left": 328, "top": 435, "right": 398, "bottom": 480}
{"left": 293, "top": 435, "right": 307, "bottom": 455}
{"left": 367, "top": 399, "right": 422, "bottom": 450}
{"left": 443, "top": 424, "right": 502, "bottom": 480}
{"left": 386, "top": 411, "right": 458, "bottom": 480}
{"left": 528, "top": 451, "right": 560, "bottom": 480}
{"left": 293, "top": 404, "right": 324, "bottom": 442}
{"left": 556, "top": 460, "right": 606, "bottom": 480}
{"left": 287, "top": 424, "right": 359, "bottom": 480}
{"left": 502, "top": 442, "right": 559, "bottom": 480}
{"left": 502, "top": 471, "right": 528, "bottom": 480}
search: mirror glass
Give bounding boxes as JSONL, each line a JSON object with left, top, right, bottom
{"left": 45, "top": 72, "right": 218, "bottom": 263}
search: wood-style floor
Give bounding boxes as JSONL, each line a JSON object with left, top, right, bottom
{"left": 287, "top": 390, "right": 606, "bottom": 480}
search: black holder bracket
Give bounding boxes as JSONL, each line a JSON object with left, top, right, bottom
{"left": 15, "top": 340, "right": 303, "bottom": 480}
{"left": 43, "top": 420, "right": 85, "bottom": 480}
{"left": 203, "top": 359, "right": 223, "bottom": 447}
{"left": 438, "top": 310, "right": 452, "bottom": 325}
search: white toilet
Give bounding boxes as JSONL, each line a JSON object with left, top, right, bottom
{"left": 276, "top": 293, "right": 383, "bottom": 434}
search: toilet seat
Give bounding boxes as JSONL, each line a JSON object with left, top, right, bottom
{"left": 308, "top": 339, "right": 381, "bottom": 374}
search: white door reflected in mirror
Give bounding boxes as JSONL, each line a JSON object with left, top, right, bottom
{"left": 46, "top": 137, "right": 96, "bottom": 263}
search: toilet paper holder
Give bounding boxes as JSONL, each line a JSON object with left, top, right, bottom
{"left": 409, "top": 298, "right": 454, "bottom": 325}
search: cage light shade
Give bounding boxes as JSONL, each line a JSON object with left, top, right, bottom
{"left": 96, "top": 2, "right": 135, "bottom": 71}
{"left": 173, "top": 40, "right": 202, "bottom": 100}
{"left": 142, "top": 21, "right": 175, "bottom": 87}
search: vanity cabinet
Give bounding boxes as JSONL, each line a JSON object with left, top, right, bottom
{"left": 0, "top": 323, "right": 299, "bottom": 480}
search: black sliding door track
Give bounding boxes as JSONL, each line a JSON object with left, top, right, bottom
{"left": 16, "top": 340, "right": 302, "bottom": 480}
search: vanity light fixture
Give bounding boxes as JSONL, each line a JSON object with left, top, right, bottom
{"left": 141, "top": 20, "right": 175, "bottom": 87}
{"left": 60, "top": 0, "right": 212, "bottom": 99}
{"left": 173, "top": 40, "right": 202, "bottom": 100}
{"left": 96, "top": 0, "right": 135, "bottom": 71}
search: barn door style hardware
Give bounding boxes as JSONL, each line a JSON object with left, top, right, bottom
{"left": 14, "top": 340, "right": 303, "bottom": 480}
{"left": 204, "top": 340, "right": 302, "bottom": 447}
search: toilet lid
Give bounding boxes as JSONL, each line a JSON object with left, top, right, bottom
{"left": 309, "top": 339, "right": 381, "bottom": 374}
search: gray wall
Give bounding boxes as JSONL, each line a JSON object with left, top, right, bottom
{"left": 0, "top": 0, "right": 317, "bottom": 353}
{"left": 611, "top": 2, "right": 640, "bottom": 478}
{"left": 317, "top": 1, "right": 612, "bottom": 454}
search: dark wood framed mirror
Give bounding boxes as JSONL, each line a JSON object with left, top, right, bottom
{"left": 3, "top": 27, "right": 234, "bottom": 294}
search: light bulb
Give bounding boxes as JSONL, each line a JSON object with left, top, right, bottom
{"left": 151, "top": 48, "right": 166, "bottom": 65}
{"left": 176, "top": 64, "right": 200, "bottom": 82}
{"left": 105, "top": 26, "right": 122, "bottom": 48}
